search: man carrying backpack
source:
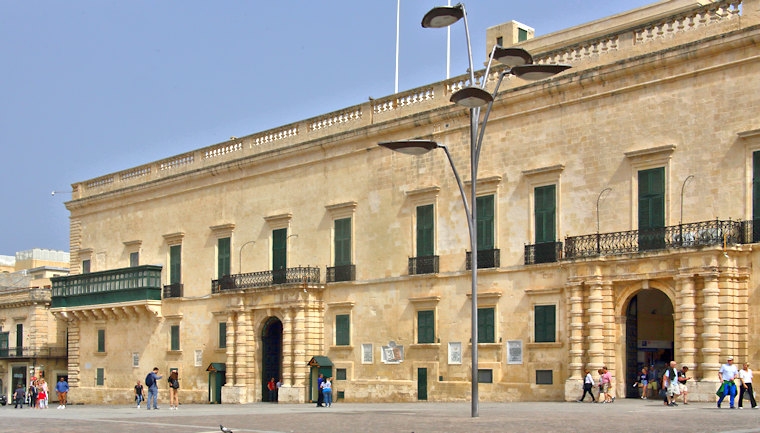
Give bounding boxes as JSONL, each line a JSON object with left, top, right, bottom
{"left": 145, "top": 367, "right": 162, "bottom": 410}
{"left": 663, "top": 361, "right": 681, "bottom": 407}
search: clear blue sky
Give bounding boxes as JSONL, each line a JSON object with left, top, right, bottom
{"left": 0, "top": 0, "right": 653, "bottom": 255}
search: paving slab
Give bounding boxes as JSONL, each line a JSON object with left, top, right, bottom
{"left": 3, "top": 399, "right": 760, "bottom": 433}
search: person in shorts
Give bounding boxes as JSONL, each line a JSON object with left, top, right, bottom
{"left": 678, "top": 366, "right": 691, "bottom": 405}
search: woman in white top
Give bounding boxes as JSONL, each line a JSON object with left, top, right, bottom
{"left": 577, "top": 369, "right": 596, "bottom": 402}
{"left": 739, "top": 363, "right": 757, "bottom": 408}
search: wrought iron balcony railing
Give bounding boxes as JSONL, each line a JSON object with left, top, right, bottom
{"left": 564, "top": 219, "right": 743, "bottom": 259}
{"left": 163, "top": 283, "right": 183, "bottom": 299}
{"left": 51, "top": 265, "right": 163, "bottom": 308}
{"left": 326, "top": 264, "right": 356, "bottom": 283}
{"left": 0, "top": 346, "right": 67, "bottom": 359}
{"left": 525, "top": 242, "right": 563, "bottom": 265}
{"left": 466, "top": 249, "right": 500, "bottom": 270}
{"left": 212, "top": 266, "right": 321, "bottom": 293}
{"left": 408, "top": 255, "right": 439, "bottom": 275}
{"left": 741, "top": 219, "right": 760, "bottom": 244}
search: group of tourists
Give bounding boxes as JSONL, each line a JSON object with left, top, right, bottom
{"left": 578, "top": 356, "right": 757, "bottom": 408}
{"left": 11, "top": 377, "right": 68, "bottom": 409}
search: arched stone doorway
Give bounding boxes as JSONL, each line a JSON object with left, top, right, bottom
{"left": 625, "top": 288, "right": 674, "bottom": 398}
{"left": 261, "top": 316, "right": 282, "bottom": 402}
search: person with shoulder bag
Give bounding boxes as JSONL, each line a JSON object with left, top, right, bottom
{"left": 168, "top": 370, "right": 180, "bottom": 410}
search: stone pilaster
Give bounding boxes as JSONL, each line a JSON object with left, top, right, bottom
{"left": 700, "top": 272, "right": 721, "bottom": 377}
{"left": 281, "top": 308, "right": 293, "bottom": 386}
{"left": 567, "top": 282, "right": 584, "bottom": 379}
{"left": 587, "top": 279, "right": 605, "bottom": 371}
{"left": 234, "top": 311, "right": 248, "bottom": 387}
{"left": 676, "top": 274, "right": 697, "bottom": 369}
{"left": 225, "top": 314, "right": 236, "bottom": 385}
{"left": 67, "top": 321, "right": 80, "bottom": 387}
{"left": 601, "top": 281, "right": 614, "bottom": 371}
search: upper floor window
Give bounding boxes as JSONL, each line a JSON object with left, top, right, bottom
{"left": 417, "top": 310, "right": 435, "bottom": 344}
{"left": 534, "top": 185, "right": 556, "bottom": 244}
{"left": 129, "top": 252, "right": 139, "bottom": 267}
{"left": 217, "top": 237, "right": 231, "bottom": 279}
{"left": 534, "top": 304, "right": 556, "bottom": 343}
{"left": 476, "top": 195, "right": 495, "bottom": 251}
{"left": 169, "top": 245, "right": 182, "bottom": 285}
{"left": 335, "top": 314, "right": 350, "bottom": 346}
{"left": 416, "top": 204, "right": 434, "bottom": 257}
{"left": 82, "top": 259, "right": 91, "bottom": 274}
{"left": 334, "top": 218, "right": 352, "bottom": 266}
{"left": 477, "top": 307, "right": 495, "bottom": 343}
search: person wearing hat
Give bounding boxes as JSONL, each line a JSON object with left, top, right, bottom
{"left": 717, "top": 356, "right": 739, "bottom": 408}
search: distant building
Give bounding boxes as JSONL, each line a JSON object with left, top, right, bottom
{"left": 0, "top": 249, "right": 69, "bottom": 398}
{"left": 51, "top": 0, "right": 760, "bottom": 404}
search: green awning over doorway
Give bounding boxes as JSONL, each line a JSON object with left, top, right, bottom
{"left": 206, "top": 363, "right": 226, "bottom": 372}
{"left": 307, "top": 356, "right": 333, "bottom": 367}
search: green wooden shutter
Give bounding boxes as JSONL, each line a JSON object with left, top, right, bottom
{"left": 336, "top": 314, "right": 350, "bottom": 346}
{"left": 638, "top": 168, "right": 665, "bottom": 230}
{"left": 416, "top": 204, "right": 434, "bottom": 257}
{"left": 534, "top": 185, "right": 556, "bottom": 243}
{"left": 638, "top": 168, "right": 665, "bottom": 250}
{"left": 218, "top": 237, "right": 231, "bottom": 279}
{"left": 477, "top": 307, "right": 495, "bottom": 343}
{"left": 417, "top": 310, "right": 435, "bottom": 344}
{"left": 753, "top": 151, "right": 760, "bottom": 222}
{"left": 170, "top": 325, "right": 180, "bottom": 351}
{"left": 334, "top": 218, "right": 352, "bottom": 266}
{"left": 96, "top": 368, "right": 104, "bottom": 386}
{"left": 170, "top": 245, "right": 182, "bottom": 284}
{"left": 97, "top": 329, "right": 105, "bottom": 352}
{"left": 272, "top": 229, "right": 287, "bottom": 270}
{"left": 476, "top": 195, "right": 495, "bottom": 250}
{"left": 219, "top": 322, "right": 227, "bottom": 349}
{"left": 535, "top": 305, "right": 556, "bottom": 343}
{"left": 0, "top": 332, "right": 8, "bottom": 357}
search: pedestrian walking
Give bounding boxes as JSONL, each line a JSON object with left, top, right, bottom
{"left": 717, "top": 356, "right": 739, "bottom": 409}
{"left": 134, "top": 380, "right": 145, "bottom": 408}
{"left": 55, "top": 377, "right": 68, "bottom": 409}
{"left": 577, "top": 369, "right": 596, "bottom": 402}
{"left": 738, "top": 362, "right": 757, "bottom": 409}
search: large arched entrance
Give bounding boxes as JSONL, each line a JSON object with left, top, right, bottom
{"left": 261, "top": 317, "right": 282, "bottom": 402}
{"left": 625, "top": 289, "right": 674, "bottom": 398}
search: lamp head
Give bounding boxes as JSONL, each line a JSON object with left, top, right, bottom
{"left": 421, "top": 4, "right": 464, "bottom": 28}
{"left": 378, "top": 140, "right": 440, "bottom": 156}
{"left": 493, "top": 46, "right": 533, "bottom": 67}
{"left": 450, "top": 86, "right": 494, "bottom": 108}
{"left": 511, "top": 64, "right": 571, "bottom": 81}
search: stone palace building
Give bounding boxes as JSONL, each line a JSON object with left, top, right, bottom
{"left": 51, "top": 0, "right": 760, "bottom": 403}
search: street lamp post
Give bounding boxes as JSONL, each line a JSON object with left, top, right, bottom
{"left": 381, "top": 3, "right": 569, "bottom": 418}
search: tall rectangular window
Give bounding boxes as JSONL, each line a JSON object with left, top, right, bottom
{"left": 638, "top": 167, "right": 665, "bottom": 250}
{"left": 334, "top": 218, "right": 352, "bottom": 266}
{"left": 417, "top": 310, "right": 435, "bottom": 344}
{"left": 82, "top": 259, "right": 91, "bottom": 274}
{"left": 129, "top": 252, "right": 139, "bottom": 267}
{"left": 272, "top": 229, "right": 287, "bottom": 270}
{"left": 15, "top": 324, "right": 22, "bottom": 356}
{"left": 477, "top": 307, "right": 495, "bottom": 343}
{"left": 0, "top": 332, "right": 8, "bottom": 357}
{"left": 219, "top": 322, "right": 227, "bottom": 349}
{"left": 753, "top": 151, "right": 760, "bottom": 242}
{"left": 534, "top": 305, "right": 556, "bottom": 343}
{"left": 170, "top": 325, "right": 180, "bottom": 351}
{"left": 97, "top": 329, "right": 105, "bottom": 352}
{"left": 217, "top": 237, "right": 231, "bottom": 279}
{"left": 476, "top": 195, "right": 494, "bottom": 250}
{"left": 96, "top": 368, "right": 105, "bottom": 386}
{"left": 534, "top": 185, "right": 556, "bottom": 243}
{"left": 335, "top": 314, "right": 350, "bottom": 346}
{"left": 416, "top": 204, "right": 434, "bottom": 257}
{"left": 170, "top": 245, "right": 182, "bottom": 284}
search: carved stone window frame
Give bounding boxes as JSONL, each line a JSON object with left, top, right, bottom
{"left": 625, "top": 144, "right": 676, "bottom": 227}
{"left": 523, "top": 164, "right": 564, "bottom": 242}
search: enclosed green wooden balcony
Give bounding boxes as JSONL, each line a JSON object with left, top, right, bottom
{"left": 51, "top": 265, "right": 163, "bottom": 308}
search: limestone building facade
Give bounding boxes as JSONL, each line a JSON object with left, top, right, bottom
{"left": 0, "top": 249, "right": 70, "bottom": 400}
{"left": 51, "top": 0, "right": 760, "bottom": 404}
